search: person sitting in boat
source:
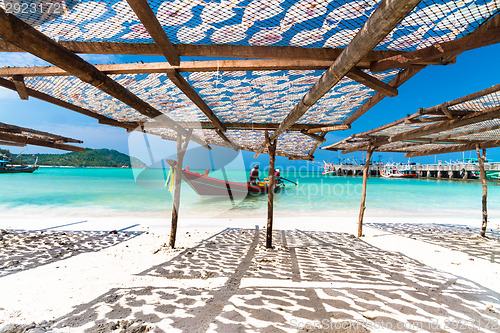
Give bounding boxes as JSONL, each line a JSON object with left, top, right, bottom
{"left": 275, "top": 169, "right": 281, "bottom": 184}
{"left": 249, "top": 165, "right": 260, "bottom": 185}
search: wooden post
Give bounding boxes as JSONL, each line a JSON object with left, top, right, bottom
{"left": 266, "top": 132, "right": 277, "bottom": 249}
{"left": 169, "top": 130, "right": 192, "bottom": 248}
{"left": 476, "top": 146, "right": 488, "bottom": 237}
{"left": 358, "top": 146, "right": 374, "bottom": 237}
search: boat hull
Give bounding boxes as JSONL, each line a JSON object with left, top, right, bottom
{"left": 180, "top": 169, "right": 281, "bottom": 197}
{"left": 0, "top": 166, "right": 38, "bottom": 174}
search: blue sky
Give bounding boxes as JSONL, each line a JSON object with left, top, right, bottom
{"left": 0, "top": 43, "right": 499, "bottom": 169}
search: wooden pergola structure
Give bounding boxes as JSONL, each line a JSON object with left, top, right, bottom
{"left": 0, "top": 0, "right": 499, "bottom": 247}
{"left": 323, "top": 83, "right": 500, "bottom": 238}
{"left": 0, "top": 122, "right": 83, "bottom": 152}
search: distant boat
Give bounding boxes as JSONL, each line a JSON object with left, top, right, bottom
{"left": 0, "top": 159, "right": 39, "bottom": 174}
{"left": 166, "top": 160, "right": 284, "bottom": 197}
{"left": 322, "top": 162, "right": 336, "bottom": 176}
{"left": 380, "top": 163, "right": 417, "bottom": 178}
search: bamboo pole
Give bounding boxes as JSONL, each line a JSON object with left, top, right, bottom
{"left": 266, "top": 133, "right": 277, "bottom": 249}
{"left": 169, "top": 131, "right": 192, "bottom": 248}
{"left": 476, "top": 146, "right": 488, "bottom": 237}
{"left": 358, "top": 146, "right": 375, "bottom": 237}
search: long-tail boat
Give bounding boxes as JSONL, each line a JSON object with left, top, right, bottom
{"left": 0, "top": 159, "right": 38, "bottom": 174}
{"left": 166, "top": 159, "right": 283, "bottom": 197}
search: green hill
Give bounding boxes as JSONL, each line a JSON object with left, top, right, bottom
{"left": 0, "top": 148, "right": 145, "bottom": 168}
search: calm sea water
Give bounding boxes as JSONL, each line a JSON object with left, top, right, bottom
{"left": 1, "top": 167, "right": 499, "bottom": 219}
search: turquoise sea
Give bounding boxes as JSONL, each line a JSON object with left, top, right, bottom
{"left": 1, "top": 167, "right": 500, "bottom": 221}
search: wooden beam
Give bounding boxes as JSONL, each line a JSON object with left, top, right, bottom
{"left": 404, "top": 116, "right": 450, "bottom": 124}
{"left": 98, "top": 119, "right": 336, "bottom": 131}
{"left": 12, "top": 75, "right": 28, "bottom": 100}
{"left": 266, "top": 133, "right": 277, "bottom": 249}
{"left": 0, "top": 59, "right": 339, "bottom": 77}
{"left": 0, "top": 122, "right": 82, "bottom": 143}
{"left": 215, "top": 128, "right": 239, "bottom": 152}
{"left": 166, "top": 69, "right": 226, "bottom": 131}
{"left": 0, "top": 132, "right": 84, "bottom": 152}
{"left": 358, "top": 145, "right": 374, "bottom": 238}
{"left": 0, "top": 140, "right": 26, "bottom": 147}
{"left": 254, "top": 0, "right": 422, "bottom": 158}
{"left": 346, "top": 67, "right": 398, "bottom": 97}
{"left": 0, "top": 77, "right": 135, "bottom": 131}
{"left": 126, "top": 0, "right": 180, "bottom": 66}
{"left": 307, "top": 124, "right": 350, "bottom": 133}
{"left": 300, "top": 130, "right": 325, "bottom": 142}
{"left": 404, "top": 139, "right": 500, "bottom": 157}
{"left": 390, "top": 105, "right": 500, "bottom": 143}
{"left": 0, "top": 9, "right": 209, "bottom": 149}
{"left": 0, "top": 39, "right": 427, "bottom": 65}
{"left": 420, "top": 84, "right": 500, "bottom": 115}
{"left": 343, "top": 66, "right": 425, "bottom": 125}
{"left": 371, "top": 14, "right": 500, "bottom": 73}
{"left": 309, "top": 134, "right": 326, "bottom": 158}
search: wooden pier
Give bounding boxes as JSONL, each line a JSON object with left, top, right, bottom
{"left": 331, "top": 163, "right": 500, "bottom": 180}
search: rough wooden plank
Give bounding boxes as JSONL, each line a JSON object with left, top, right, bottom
{"left": 0, "top": 132, "right": 84, "bottom": 152}
{"left": 0, "top": 59, "right": 337, "bottom": 77}
{"left": 253, "top": 0, "right": 422, "bottom": 158}
{"left": 12, "top": 75, "right": 28, "bottom": 100}
{"left": 405, "top": 139, "right": 500, "bottom": 157}
{"left": 346, "top": 67, "right": 398, "bottom": 97}
{"left": 126, "top": 0, "right": 180, "bottom": 65}
{"left": 307, "top": 124, "right": 350, "bottom": 133}
{"left": 0, "top": 77, "right": 136, "bottom": 130}
{"left": 0, "top": 122, "right": 82, "bottom": 143}
{"left": 166, "top": 69, "right": 226, "bottom": 132}
{"left": 343, "top": 66, "right": 425, "bottom": 125}
{"left": 371, "top": 14, "right": 500, "bottom": 72}
{"left": 0, "top": 9, "right": 209, "bottom": 149}
{"left": 0, "top": 140, "right": 25, "bottom": 147}
{"left": 390, "top": 105, "right": 500, "bottom": 142}
{"left": 308, "top": 132, "right": 327, "bottom": 157}
{"left": 0, "top": 39, "right": 423, "bottom": 65}
{"left": 215, "top": 128, "right": 239, "bottom": 151}
{"left": 419, "top": 84, "right": 500, "bottom": 114}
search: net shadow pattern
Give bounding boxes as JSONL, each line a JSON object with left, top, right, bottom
{"left": 0, "top": 229, "right": 142, "bottom": 277}
{"left": 365, "top": 222, "right": 500, "bottom": 264}
{"left": 47, "top": 228, "right": 500, "bottom": 333}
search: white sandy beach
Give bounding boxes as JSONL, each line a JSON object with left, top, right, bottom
{"left": 0, "top": 214, "right": 499, "bottom": 332}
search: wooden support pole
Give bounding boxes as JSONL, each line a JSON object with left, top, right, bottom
{"left": 253, "top": 0, "right": 422, "bottom": 158}
{"left": 12, "top": 75, "right": 28, "bottom": 100}
{"left": 266, "top": 132, "right": 277, "bottom": 249}
{"left": 358, "top": 146, "right": 374, "bottom": 237}
{"left": 169, "top": 130, "right": 193, "bottom": 249}
{"left": 215, "top": 128, "right": 239, "bottom": 151}
{"left": 126, "top": 0, "right": 180, "bottom": 66}
{"left": 476, "top": 146, "right": 488, "bottom": 237}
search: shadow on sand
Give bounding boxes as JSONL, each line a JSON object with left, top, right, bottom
{"left": 0, "top": 229, "right": 142, "bottom": 277}
{"left": 50, "top": 228, "right": 500, "bottom": 332}
{"left": 366, "top": 222, "right": 500, "bottom": 264}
